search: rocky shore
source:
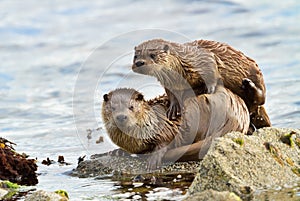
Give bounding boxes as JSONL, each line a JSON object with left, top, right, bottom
{"left": 73, "top": 127, "right": 300, "bottom": 200}
{"left": 0, "top": 138, "right": 68, "bottom": 201}
{"left": 1, "top": 127, "right": 299, "bottom": 200}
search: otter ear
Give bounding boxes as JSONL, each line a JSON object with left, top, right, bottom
{"left": 136, "top": 93, "right": 144, "bottom": 101}
{"left": 134, "top": 46, "right": 137, "bottom": 50}
{"left": 103, "top": 94, "right": 109, "bottom": 102}
{"left": 163, "top": 44, "right": 170, "bottom": 53}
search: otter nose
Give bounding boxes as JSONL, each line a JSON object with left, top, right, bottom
{"left": 116, "top": 114, "right": 127, "bottom": 123}
{"left": 135, "top": 61, "right": 145, "bottom": 67}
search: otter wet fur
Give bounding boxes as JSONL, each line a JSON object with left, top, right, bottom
{"left": 102, "top": 88, "right": 180, "bottom": 155}
{"left": 132, "top": 39, "right": 271, "bottom": 129}
{"left": 102, "top": 86, "right": 249, "bottom": 170}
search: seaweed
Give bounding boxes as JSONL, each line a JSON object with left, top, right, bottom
{"left": 264, "top": 142, "right": 284, "bottom": 166}
{"left": 280, "top": 131, "right": 296, "bottom": 147}
{"left": 232, "top": 138, "right": 244, "bottom": 146}
{"left": 55, "top": 189, "right": 69, "bottom": 199}
{"left": 0, "top": 138, "right": 38, "bottom": 185}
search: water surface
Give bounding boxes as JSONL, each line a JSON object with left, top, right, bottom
{"left": 0, "top": 0, "right": 299, "bottom": 200}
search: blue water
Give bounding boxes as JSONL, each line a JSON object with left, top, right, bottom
{"left": 0, "top": 0, "right": 299, "bottom": 200}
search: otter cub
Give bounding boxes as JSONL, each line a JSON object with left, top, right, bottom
{"left": 102, "top": 86, "right": 249, "bottom": 169}
{"left": 132, "top": 39, "right": 271, "bottom": 129}
{"left": 102, "top": 88, "right": 179, "bottom": 155}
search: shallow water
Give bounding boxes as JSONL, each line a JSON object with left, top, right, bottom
{"left": 0, "top": 0, "right": 300, "bottom": 200}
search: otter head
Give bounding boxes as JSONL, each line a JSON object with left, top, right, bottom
{"left": 132, "top": 39, "right": 186, "bottom": 88}
{"left": 102, "top": 88, "right": 146, "bottom": 134}
{"left": 132, "top": 39, "right": 174, "bottom": 75}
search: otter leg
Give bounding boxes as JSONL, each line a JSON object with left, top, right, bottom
{"left": 163, "top": 139, "right": 212, "bottom": 162}
{"left": 147, "top": 146, "right": 168, "bottom": 170}
{"left": 165, "top": 88, "right": 182, "bottom": 120}
{"left": 250, "top": 105, "right": 272, "bottom": 128}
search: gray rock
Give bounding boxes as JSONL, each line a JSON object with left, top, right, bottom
{"left": 72, "top": 151, "right": 201, "bottom": 178}
{"left": 0, "top": 188, "right": 8, "bottom": 199}
{"left": 184, "top": 189, "right": 241, "bottom": 201}
{"left": 25, "top": 190, "right": 68, "bottom": 201}
{"left": 188, "top": 127, "right": 300, "bottom": 200}
{"left": 72, "top": 150, "right": 200, "bottom": 189}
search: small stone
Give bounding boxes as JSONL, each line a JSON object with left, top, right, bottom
{"left": 58, "top": 156, "right": 65, "bottom": 163}
{"left": 25, "top": 190, "right": 69, "bottom": 201}
{"left": 96, "top": 136, "right": 104, "bottom": 144}
{"left": 133, "top": 182, "right": 144, "bottom": 188}
{"left": 132, "top": 174, "right": 145, "bottom": 182}
{"left": 0, "top": 188, "right": 9, "bottom": 199}
{"left": 132, "top": 194, "right": 142, "bottom": 200}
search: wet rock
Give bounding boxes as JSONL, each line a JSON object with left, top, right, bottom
{"left": 0, "top": 137, "right": 38, "bottom": 185}
{"left": 72, "top": 150, "right": 200, "bottom": 190}
{"left": 184, "top": 189, "right": 241, "bottom": 201}
{"left": 72, "top": 156, "right": 113, "bottom": 178}
{"left": 188, "top": 127, "right": 300, "bottom": 200}
{"left": 24, "top": 190, "right": 69, "bottom": 201}
{"left": 72, "top": 150, "right": 201, "bottom": 178}
{"left": 0, "top": 188, "right": 9, "bottom": 200}
{"left": 0, "top": 180, "right": 22, "bottom": 200}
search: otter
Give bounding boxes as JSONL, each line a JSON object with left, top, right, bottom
{"left": 102, "top": 88, "right": 179, "bottom": 154}
{"left": 132, "top": 39, "right": 271, "bottom": 130}
{"left": 102, "top": 84, "right": 249, "bottom": 169}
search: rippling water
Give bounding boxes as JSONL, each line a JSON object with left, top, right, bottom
{"left": 0, "top": 0, "right": 299, "bottom": 200}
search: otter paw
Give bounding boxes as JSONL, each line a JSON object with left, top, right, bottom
{"left": 108, "top": 148, "right": 130, "bottom": 156}
{"left": 242, "top": 78, "right": 256, "bottom": 90}
{"left": 147, "top": 147, "right": 168, "bottom": 171}
{"left": 167, "top": 103, "right": 181, "bottom": 120}
{"left": 247, "top": 122, "right": 257, "bottom": 135}
{"left": 206, "top": 85, "right": 216, "bottom": 94}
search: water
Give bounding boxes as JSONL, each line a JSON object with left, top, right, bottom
{"left": 0, "top": 0, "right": 299, "bottom": 200}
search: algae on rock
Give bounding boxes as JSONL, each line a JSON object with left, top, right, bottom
{"left": 188, "top": 127, "right": 300, "bottom": 200}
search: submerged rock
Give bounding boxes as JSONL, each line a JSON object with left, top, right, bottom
{"left": 72, "top": 150, "right": 200, "bottom": 191}
{"left": 188, "top": 127, "right": 300, "bottom": 200}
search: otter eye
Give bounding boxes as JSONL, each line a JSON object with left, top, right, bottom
{"left": 129, "top": 106, "right": 134, "bottom": 111}
{"left": 150, "top": 53, "right": 156, "bottom": 59}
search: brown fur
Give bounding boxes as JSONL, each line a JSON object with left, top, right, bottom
{"left": 102, "top": 88, "right": 179, "bottom": 154}
{"left": 132, "top": 39, "right": 271, "bottom": 128}
{"left": 102, "top": 86, "right": 249, "bottom": 168}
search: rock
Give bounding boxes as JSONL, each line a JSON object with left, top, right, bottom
{"left": 72, "top": 150, "right": 200, "bottom": 189}
{"left": 72, "top": 156, "right": 113, "bottom": 178}
{"left": 72, "top": 150, "right": 201, "bottom": 178}
{"left": 188, "top": 127, "right": 300, "bottom": 200}
{"left": 25, "top": 190, "right": 69, "bottom": 201}
{"left": 0, "top": 180, "right": 21, "bottom": 200}
{"left": 184, "top": 189, "right": 241, "bottom": 201}
{"left": 0, "top": 188, "right": 8, "bottom": 199}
